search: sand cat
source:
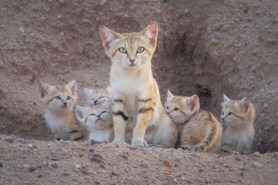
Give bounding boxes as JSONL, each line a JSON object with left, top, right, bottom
{"left": 99, "top": 22, "right": 177, "bottom": 148}
{"left": 75, "top": 105, "right": 114, "bottom": 143}
{"left": 219, "top": 95, "right": 255, "bottom": 154}
{"left": 83, "top": 87, "right": 111, "bottom": 108}
{"left": 39, "top": 80, "right": 82, "bottom": 140}
{"left": 165, "top": 91, "right": 222, "bottom": 153}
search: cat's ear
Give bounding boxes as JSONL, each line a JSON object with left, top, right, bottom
{"left": 105, "top": 86, "right": 111, "bottom": 97}
{"left": 223, "top": 94, "right": 230, "bottom": 103}
{"left": 167, "top": 90, "right": 174, "bottom": 101}
{"left": 140, "top": 21, "right": 158, "bottom": 47}
{"left": 83, "top": 88, "right": 93, "bottom": 98}
{"left": 67, "top": 80, "right": 77, "bottom": 97}
{"left": 185, "top": 95, "right": 200, "bottom": 113}
{"left": 38, "top": 81, "right": 51, "bottom": 99}
{"left": 238, "top": 97, "right": 250, "bottom": 114}
{"left": 75, "top": 106, "right": 88, "bottom": 123}
{"left": 99, "top": 26, "right": 121, "bottom": 50}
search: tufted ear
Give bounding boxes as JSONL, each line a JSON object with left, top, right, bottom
{"left": 105, "top": 86, "right": 111, "bottom": 97}
{"left": 38, "top": 81, "right": 52, "bottom": 100}
{"left": 83, "top": 88, "right": 93, "bottom": 98}
{"left": 75, "top": 106, "right": 88, "bottom": 123}
{"left": 223, "top": 94, "right": 230, "bottom": 103}
{"left": 238, "top": 97, "right": 250, "bottom": 114}
{"left": 167, "top": 90, "right": 174, "bottom": 101}
{"left": 185, "top": 95, "right": 200, "bottom": 113}
{"left": 140, "top": 21, "right": 158, "bottom": 47}
{"left": 99, "top": 26, "right": 122, "bottom": 50}
{"left": 66, "top": 80, "right": 77, "bottom": 97}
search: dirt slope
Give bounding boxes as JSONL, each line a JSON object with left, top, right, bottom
{"left": 0, "top": 0, "right": 277, "bottom": 184}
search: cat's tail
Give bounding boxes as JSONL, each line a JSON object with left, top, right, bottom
{"left": 181, "top": 113, "right": 222, "bottom": 153}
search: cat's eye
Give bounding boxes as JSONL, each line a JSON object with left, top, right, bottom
{"left": 227, "top": 112, "right": 233, "bottom": 115}
{"left": 54, "top": 96, "right": 61, "bottom": 100}
{"left": 90, "top": 113, "right": 96, "bottom": 116}
{"left": 137, "top": 47, "right": 145, "bottom": 53}
{"left": 174, "top": 107, "right": 179, "bottom": 111}
{"left": 100, "top": 111, "right": 106, "bottom": 115}
{"left": 166, "top": 106, "right": 169, "bottom": 110}
{"left": 67, "top": 96, "right": 72, "bottom": 100}
{"left": 119, "top": 47, "right": 127, "bottom": 54}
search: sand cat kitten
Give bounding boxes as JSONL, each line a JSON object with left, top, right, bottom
{"left": 220, "top": 95, "right": 255, "bottom": 154}
{"left": 75, "top": 105, "right": 114, "bottom": 143}
{"left": 99, "top": 22, "right": 177, "bottom": 148}
{"left": 39, "top": 80, "right": 82, "bottom": 140}
{"left": 165, "top": 91, "right": 222, "bottom": 153}
{"left": 83, "top": 87, "right": 111, "bottom": 107}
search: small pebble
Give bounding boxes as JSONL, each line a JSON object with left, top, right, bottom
{"left": 75, "top": 164, "right": 81, "bottom": 169}
{"left": 111, "top": 171, "right": 119, "bottom": 176}
{"left": 62, "top": 172, "right": 69, "bottom": 176}
{"left": 29, "top": 166, "right": 37, "bottom": 172}
{"left": 253, "top": 161, "right": 263, "bottom": 168}
{"left": 27, "top": 144, "right": 34, "bottom": 149}
{"left": 23, "top": 164, "right": 30, "bottom": 169}
{"left": 51, "top": 163, "right": 58, "bottom": 169}
{"left": 0, "top": 162, "right": 3, "bottom": 168}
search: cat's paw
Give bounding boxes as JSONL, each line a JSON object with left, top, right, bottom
{"left": 90, "top": 140, "right": 102, "bottom": 145}
{"left": 180, "top": 146, "right": 197, "bottom": 151}
{"left": 131, "top": 138, "right": 148, "bottom": 148}
{"left": 112, "top": 137, "right": 126, "bottom": 144}
{"left": 70, "top": 131, "right": 83, "bottom": 141}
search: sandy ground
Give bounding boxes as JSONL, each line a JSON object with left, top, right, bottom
{"left": 0, "top": 0, "right": 278, "bottom": 184}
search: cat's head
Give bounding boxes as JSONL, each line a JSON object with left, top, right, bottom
{"left": 83, "top": 87, "right": 111, "bottom": 107}
{"left": 39, "top": 80, "right": 78, "bottom": 112}
{"left": 164, "top": 90, "right": 200, "bottom": 125}
{"left": 99, "top": 22, "right": 158, "bottom": 69}
{"left": 221, "top": 95, "right": 255, "bottom": 127}
{"left": 75, "top": 105, "right": 113, "bottom": 130}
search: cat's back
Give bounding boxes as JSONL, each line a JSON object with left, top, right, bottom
{"left": 189, "top": 109, "right": 220, "bottom": 126}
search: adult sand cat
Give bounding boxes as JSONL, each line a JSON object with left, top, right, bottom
{"left": 75, "top": 105, "right": 114, "bottom": 143}
{"left": 165, "top": 91, "right": 222, "bottom": 153}
{"left": 99, "top": 22, "right": 177, "bottom": 148}
{"left": 220, "top": 95, "right": 255, "bottom": 154}
{"left": 39, "top": 80, "right": 82, "bottom": 140}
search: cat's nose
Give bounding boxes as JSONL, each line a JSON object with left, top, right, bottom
{"left": 97, "top": 115, "right": 100, "bottom": 118}
{"left": 94, "top": 100, "right": 97, "bottom": 105}
{"left": 129, "top": 58, "right": 135, "bottom": 64}
{"left": 63, "top": 102, "right": 67, "bottom": 106}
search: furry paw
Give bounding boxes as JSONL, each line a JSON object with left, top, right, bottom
{"left": 113, "top": 137, "right": 126, "bottom": 144}
{"left": 179, "top": 146, "right": 197, "bottom": 151}
{"left": 131, "top": 138, "right": 148, "bottom": 148}
{"left": 90, "top": 140, "right": 102, "bottom": 145}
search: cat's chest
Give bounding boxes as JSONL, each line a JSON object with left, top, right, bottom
{"left": 224, "top": 129, "right": 250, "bottom": 144}
{"left": 44, "top": 112, "right": 72, "bottom": 131}
{"left": 89, "top": 129, "right": 113, "bottom": 142}
{"left": 112, "top": 76, "right": 147, "bottom": 93}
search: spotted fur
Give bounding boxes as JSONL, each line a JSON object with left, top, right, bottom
{"left": 219, "top": 95, "right": 255, "bottom": 154}
{"left": 165, "top": 91, "right": 222, "bottom": 153}
{"left": 75, "top": 104, "right": 114, "bottom": 143}
{"left": 83, "top": 87, "right": 111, "bottom": 108}
{"left": 99, "top": 22, "right": 177, "bottom": 148}
{"left": 38, "top": 80, "right": 82, "bottom": 140}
